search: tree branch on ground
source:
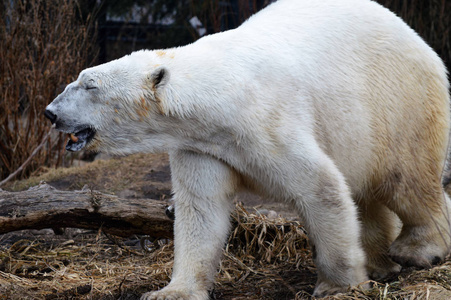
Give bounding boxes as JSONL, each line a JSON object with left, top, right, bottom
{"left": 0, "top": 183, "right": 173, "bottom": 238}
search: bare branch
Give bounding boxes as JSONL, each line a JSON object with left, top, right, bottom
{"left": 0, "top": 125, "right": 55, "bottom": 188}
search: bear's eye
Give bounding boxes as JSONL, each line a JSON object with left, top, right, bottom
{"left": 85, "top": 79, "right": 97, "bottom": 90}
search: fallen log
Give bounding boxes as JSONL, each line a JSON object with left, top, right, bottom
{"left": 0, "top": 183, "right": 173, "bottom": 238}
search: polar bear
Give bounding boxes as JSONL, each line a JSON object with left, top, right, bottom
{"left": 45, "top": 0, "right": 451, "bottom": 298}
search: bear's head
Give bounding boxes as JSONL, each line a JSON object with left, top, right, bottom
{"left": 45, "top": 51, "right": 172, "bottom": 155}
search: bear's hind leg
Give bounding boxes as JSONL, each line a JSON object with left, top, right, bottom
{"left": 358, "top": 201, "right": 401, "bottom": 280}
{"left": 386, "top": 181, "right": 451, "bottom": 269}
{"left": 289, "top": 156, "right": 368, "bottom": 297}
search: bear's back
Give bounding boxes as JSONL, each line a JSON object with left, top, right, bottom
{"left": 227, "top": 0, "right": 450, "bottom": 195}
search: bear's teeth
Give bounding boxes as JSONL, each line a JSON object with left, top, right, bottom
{"left": 69, "top": 133, "right": 79, "bottom": 142}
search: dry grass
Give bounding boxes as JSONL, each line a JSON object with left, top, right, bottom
{"left": 0, "top": 204, "right": 450, "bottom": 300}
{"left": 2, "top": 153, "right": 171, "bottom": 198}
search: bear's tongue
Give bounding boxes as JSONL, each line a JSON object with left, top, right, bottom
{"left": 66, "top": 128, "right": 93, "bottom": 152}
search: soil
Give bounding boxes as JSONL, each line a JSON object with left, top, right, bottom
{"left": 1, "top": 153, "right": 450, "bottom": 299}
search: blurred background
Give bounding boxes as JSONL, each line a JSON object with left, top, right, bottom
{"left": 1, "top": 0, "right": 450, "bottom": 182}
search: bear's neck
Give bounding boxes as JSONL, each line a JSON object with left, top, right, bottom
{"left": 160, "top": 38, "right": 243, "bottom": 122}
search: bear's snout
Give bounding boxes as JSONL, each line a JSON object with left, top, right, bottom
{"left": 44, "top": 105, "right": 97, "bottom": 152}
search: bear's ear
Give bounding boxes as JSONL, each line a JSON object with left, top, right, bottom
{"left": 147, "top": 67, "right": 169, "bottom": 90}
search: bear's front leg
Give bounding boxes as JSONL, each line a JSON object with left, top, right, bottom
{"left": 141, "top": 150, "right": 239, "bottom": 300}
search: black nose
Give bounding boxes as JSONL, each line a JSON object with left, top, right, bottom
{"left": 44, "top": 109, "right": 57, "bottom": 124}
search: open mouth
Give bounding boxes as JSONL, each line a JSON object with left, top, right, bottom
{"left": 66, "top": 127, "right": 96, "bottom": 152}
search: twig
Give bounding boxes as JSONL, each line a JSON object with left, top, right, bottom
{"left": 0, "top": 124, "right": 55, "bottom": 187}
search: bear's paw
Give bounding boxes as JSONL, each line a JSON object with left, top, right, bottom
{"left": 140, "top": 287, "right": 209, "bottom": 300}
{"left": 388, "top": 225, "right": 450, "bottom": 269}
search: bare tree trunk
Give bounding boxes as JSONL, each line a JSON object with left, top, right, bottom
{"left": 0, "top": 183, "right": 173, "bottom": 238}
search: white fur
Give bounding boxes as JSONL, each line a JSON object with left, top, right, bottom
{"left": 46, "top": 0, "right": 451, "bottom": 298}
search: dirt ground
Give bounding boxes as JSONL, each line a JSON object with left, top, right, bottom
{"left": 1, "top": 153, "right": 450, "bottom": 299}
